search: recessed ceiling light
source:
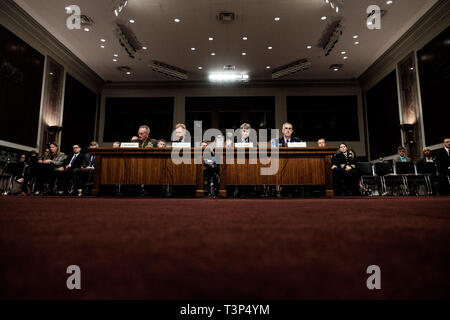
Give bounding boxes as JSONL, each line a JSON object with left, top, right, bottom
{"left": 242, "top": 36, "right": 248, "bottom": 40}
{"left": 113, "top": 59, "right": 118, "bottom": 62}
{"left": 84, "top": 28, "right": 89, "bottom": 32}
{"left": 211, "top": 52, "right": 215, "bottom": 56}
{"left": 100, "top": 45, "right": 105, "bottom": 48}
{"left": 198, "top": 66, "right": 203, "bottom": 70}
{"left": 306, "top": 45, "right": 312, "bottom": 49}
{"left": 129, "top": 19, "right": 135, "bottom": 23}
{"left": 386, "top": 0, "right": 393, "bottom": 4}
{"left": 242, "top": 52, "right": 247, "bottom": 56}
{"left": 343, "top": 56, "right": 348, "bottom": 60}
{"left": 100, "top": 39, "right": 106, "bottom": 42}
{"left": 353, "top": 35, "right": 359, "bottom": 39}
{"left": 174, "top": 18, "right": 181, "bottom": 23}
{"left": 341, "top": 51, "right": 346, "bottom": 55}
{"left": 266, "top": 66, "right": 271, "bottom": 69}
{"left": 49, "top": 72, "right": 54, "bottom": 76}
{"left": 114, "top": 53, "right": 118, "bottom": 57}
{"left": 274, "top": 17, "right": 280, "bottom": 21}
{"left": 209, "top": 37, "right": 214, "bottom": 41}
{"left": 333, "top": 68, "right": 339, "bottom": 72}
{"left": 142, "top": 46, "right": 148, "bottom": 50}
{"left": 354, "top": 41, "right": 360, "bottom": 45}
{"left": 267, "top": 46, "right": 273, "bottom": 50}
{"left": 126, "top": 71, "right": 131, "bottom": 75}
{"left": 191, "top": 47, "right": 196, "bottom": 51}
{"left": 321, "top": 16, "right": 327, "bottom": 20}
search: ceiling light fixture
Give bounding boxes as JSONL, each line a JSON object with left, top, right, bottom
{"left": 84, "top": 28, "right": 90, "bottom": 32}
{"left": 209, "top": 72, "right": 250, "bottom": 83}
{"left": 307, "top": 45, "right": 312, "bottom": 49}
{"left": 100, "top": 45, "right": 105, "bottom": 48}
{"left": 129, "top": 19, "right": 135, "bottom": 23}
{"left": 114, "top": 53, "right": 119, "bottom": 57}
{"left": 113, "top": 59, "right": 118, "bottom": 62}
{"left": 321, "top": 16, "right": 327, "bottom": 20}
{"left": 100, "top": 39, "right": 106, "bottom": 42}
{"left": 266, "top": 66, "right": 271, "bottom": 69}
{"left": 353, "top": 35, "right": 359, "bottom": 39}
{"left": 330, "top": 64, "right": 343, "bottom": 72}
{"left": 209, "top": 37, "right": 214, "bottom": 41}
{"left": 198, "top": 67, "right": 203, "bottom": 70}
{"left": 142, "top": 46, "right": 148, "bottom": 50}
{"left": 242, "top": 52, "right": 247, "bottom": 56}
{"left": 387, "top": 0, "right": 393, "bottom": 4}
{"left": 191, "top": 47, "right": 196, "bottom": 51}
{"left": 354, "top": 41, "right": 360, "bottom": 45}
{"left": 174, "top": 18, "right": 181, "bottom": 23}
{"left": 267, "top": 46, "right": 273, "bottom": 50}
{"left": 211, "top": 53, "right": 216, "bottom": 56}
{"left": 274, "top": 17, "right": 280, "bottom": 21}
{"left": 242, "top": 36, "right": 248, "bottom": 40}
{"left": 341, "top": 51, "right": 346, "bottom": 54}
{"left": 343, "top": 56, "right": 348, "bottom": 60}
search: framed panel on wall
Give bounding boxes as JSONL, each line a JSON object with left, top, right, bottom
{"left": 0, "top": 24, "right": 45, "bottom": 148}
{"left": 287, "top": 96, "right": 359, "bottom": 142}
{"left": 104, "top": 97, "right": 174, "bottom": 143}
{"left": 366, "top": 71, "right": 402, "bottom": 160}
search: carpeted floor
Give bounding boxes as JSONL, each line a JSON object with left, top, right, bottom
{"left": 1, "top": 196, "right": 449, "bottom": 300}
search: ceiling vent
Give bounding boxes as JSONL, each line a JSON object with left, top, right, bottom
{"left": 217, "top": 12, "right": 236, "bottom": 23}
{"left": 318, "top": 19, "right": 345, "bottom": 56}
{"left": 272, "top": 59, "right": 311, "bottom": 79}
{"left": 223, "top": 65, "right": 236, "bottom": 71}
{"left": 117, "top": 66, "right": 131, "bottom": 72}
{"left": 149, "top": 60, "right": 188, "bottom": 80}
{"left": 80, "top": 15, "right": 94, "bottom": 27}
{"left": 114, "top": 22, "right": 142, "bottom": 59}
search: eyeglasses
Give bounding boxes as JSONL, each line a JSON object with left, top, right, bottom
{"left": 284, "top": 127, "right": 293, "bottom": 130}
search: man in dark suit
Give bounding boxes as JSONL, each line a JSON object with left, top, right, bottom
{"left": 62, "top": 144, "right": 85, "bottom": 195}
{"left": 80, "top": 141, "right": 98, "bottom": 195}
{"left": 278, "top": 122, "right": 302, "bottom": 147}
{"left": 434, "top": 137, "right": 450, "bottom": 194}
{"left": 172, "top": 123, "right": 192, "bottom": 144}
{"left": 234, "top": 123, "right": 257, "bottom": 144}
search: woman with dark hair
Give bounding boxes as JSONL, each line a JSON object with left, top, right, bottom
{"left": 33, "top": 143, "right": 66, "bottom": 195}
{"left": 334, "top": 143, "right": 359, "bottom": 196}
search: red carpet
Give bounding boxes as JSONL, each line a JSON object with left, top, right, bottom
{"left": 1, "top": 197, "right": 449, "bottom": 300}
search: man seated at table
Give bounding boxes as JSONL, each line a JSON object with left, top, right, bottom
{"left": 318, "top": 138, "right": 327, "bottom": 148}
{"left": 113, "top": 142, "right": 121, "bottom": 148}
{"left": 156, "top": 139, "right": 167, "bottom": 148}
{"left": 278, "top": 122, "right": 302, "bottom": 146}
{"left": 234, "top": 123, "right": 257, "bottom": 144}
{"left": 172, "top": 123, "right": 191, "bottom": 144}
{"left": 136, "top": 125, "right": 154, "bottom": 148}
{"left": 81, "top": 141, "right": 98, "bottom": 195}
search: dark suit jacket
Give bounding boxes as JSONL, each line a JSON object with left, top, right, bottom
{"left": 82, "top": 153, "right": 96, "bottom": 168}
{"left": 435, "top": 148, "right": 450, "bottom": 175}
{"left": 278, "top": 136, "right": 302, "bottom": 146}
{"left": 65, "top": 153, "right": 85, "bottom": 169}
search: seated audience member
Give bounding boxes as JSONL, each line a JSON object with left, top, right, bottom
{"left": 434, "top": 137, "right": 450, "bottom": 195}
{"left": 62, "top": 144, "right": 85, "bottom": 195}
{"left": 201, "top": 141, "right": 208, "bottom": 149}
{"left": 10, "top": 154, "right": 29, "bottom": 195}
{"left": 334, "top": 143, "right": 359, "bottom": 196}
{"left": 113, "top": 142, "right": 121, "bottom": 148}
{"left": 393, "top": 146, "right": 411, "bottom": 162}
{"left": 156, "top": 139, "right": 167, "bottom": 148}
{"left": 418, "top": 147, "right": 435, "bottom": 164}
{"left": 278, "top": 122, "right": 301, "bottom": 146}
{"left": 172, "top": 123, "right": 191, "bottom": 144}
{"left": 81, "top": 141, "right": 99, "bottom": 195}
{"left": 137, "top": 125, "right": 154, "bottom": 148}
{"left": 33, "top": 143, "right": 66, "bottom": 195}
{"left": 317, "top": 138, "right": 327, "bottom": 148}
{"left": 435, "top": 137, "right": 450, "bottom": 176}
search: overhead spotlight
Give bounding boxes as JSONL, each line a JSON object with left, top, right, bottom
{"left": 209, "top": 37, "right": 214, "bottom": 41}
{"left": 242, "top": 36, "right": 248, "bottom": 40}
{"left": 198, "top": 66, "right": 203, "bottom": 70}
{"left": 113, "top": 0, "right": 128, "bottom": 17}
{"left": 307, "top": 45, "right": 312, "bottom": 49}
{"left": 84, "top": 28, "right": 90, "bottom": 32}
{"left": 274, "top": 17, "right": 280, "bottom": 21}
{"left": 387, "top": 0, "right": 393, "bottom": 4}
{"left": 209, "top": 72, "right": 249, "bottom": 83}
{"left": 129, "top": 19, "right": 135, "bottom": 23}
{"left": 174, "top": 18, "right": 181, "bottom": 23}
{"left": 267, "top": 46, "right": 273, "bottom": 50}
{"left": 321, "top": 16, "right": 327, "bottom": 20}
{"left": 149, "top": 60, "right": 188, "bottom": 80}
{"left": 272, "top": 59, "right": 311, "bottom": 79}
{"left": 330, "top": 64, "right": 343, "bottom": 72}
{"left": 211, "top": 52, "right": 216, "bottom": 56}
{"left": 242, "top": 52, "right": 247, "bottom": 56}
{"left": 266, "top": 66, "right": 271, "bottom": 69}
{"left": 142, "top": 46, "right": 148, "bottom": 50}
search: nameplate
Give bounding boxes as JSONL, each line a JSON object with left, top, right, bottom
{"left": 120, "top": 142, "right": 139, "bottom": 148}
{"left": 288, "top": 142, "right": 307, "bottom": 148}
{"left": 172, "top": 142, "right": 191, "bottom": 148}
{"left": 235, "top": 143, "right": 254, "bottom": 148}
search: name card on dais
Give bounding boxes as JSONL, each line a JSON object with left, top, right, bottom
{"left": 288, "top": 142, "right": 307, "bottom": 148}
{"left": 120, "top": 142, "right": 139, "bottom": 148}
{"left": 235, "top": 143, "right": 254, "bottom": 148}
{"left": 172, "top": 142, "right": 192, "bottom": 148}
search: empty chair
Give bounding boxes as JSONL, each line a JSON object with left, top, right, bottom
{"left": 358, "top": 162, "right": 380, "bottom": 196}
{"left": 416, "top": 162, "right": 439, "bottom": 195}
{"left": 373, "top": 162, "right": 397, "bottom": 195}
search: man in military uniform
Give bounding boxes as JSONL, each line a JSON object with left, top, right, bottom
{"left": 136, "top": 125, "right": 154, "bottom": 148}
{"left": 334, "top": 143, "right": 359, "bottom": 196}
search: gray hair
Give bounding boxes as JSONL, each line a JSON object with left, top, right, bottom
{"left": 139, "top": 125, "right": 150, "bottom": 133}
{"left": 240, "top": 123, "right": 251, "bottom": 130}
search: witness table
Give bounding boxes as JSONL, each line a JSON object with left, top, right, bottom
{"left": 90, "top": 148, "right": 336, "bottom": 196}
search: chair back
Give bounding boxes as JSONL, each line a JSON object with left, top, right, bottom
{"left": 358, "top": 162, "right": 373, "bottom": 176}
{"left": 395, "top": 161, "right": 415, "bottom": 175}
{"left": 374, "top": 162, "right": 394, "bottom": 176}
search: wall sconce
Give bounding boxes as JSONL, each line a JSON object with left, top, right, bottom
{"left": 47, "top": 125, "right": 63, "bottom": 145}
{"left": 399, "top": 124, "right": 415, "bottom": 145}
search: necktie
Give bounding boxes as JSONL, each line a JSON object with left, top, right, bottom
{"left": 90, "top": 155, "right": 95, "bottom": 167}
{"left": 70, "top": 154, "right": 77, "bottom": 166}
